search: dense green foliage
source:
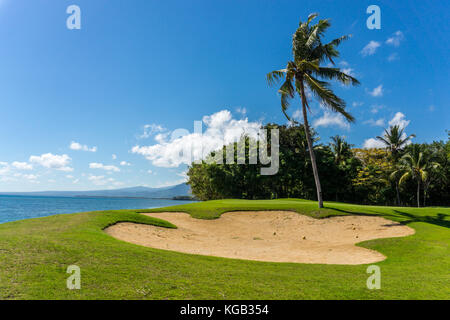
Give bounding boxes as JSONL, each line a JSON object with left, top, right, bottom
{"left": 0, "top": 200, "right": 448, "bottom": 299}
{"left": 187, "top": 126, "right": 449, "bottom": 207}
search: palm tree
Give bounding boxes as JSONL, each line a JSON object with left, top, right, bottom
{"left": 376, "top": 125, "right": 415, "bottom": 205}
{"left": 267, "top": 13, "right": 359, "bottom": 208}
{"left": 392, "top": 148, "right": 440, "bottom": 207}
{"left": 376, "top": 125, "right": 415, "bottom": 161}
{"left": 330, "top": 135, "right": 352, "bottom": 165}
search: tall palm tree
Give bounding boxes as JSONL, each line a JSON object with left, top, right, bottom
{"left": 267, "top": 13, "right": 359, "bottom": 208}
{"left": 376, "top": 125, "right": 415, "bottom": 205}
{"left": 330, "top": 135, "right": 352, "bottom": 165}
{"left": 392, "top": 148, "right": 440, "bottom": 207}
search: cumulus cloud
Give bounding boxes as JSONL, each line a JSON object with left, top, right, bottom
{"left": 29, "top": 153, "right": 73, "bottom": 172}
{"left": 120, "top": 161, "right": 131, "bottom": 166}
{"left": 368, "top": 85, "right": 383, "bottom": 97}
{"left": 12, "top": 161, "right": 33, "bottom": 170}
{"left": 386, "top": 31, "right": 404, "bottom": 47}
{"left": 363, "top": 138, "right": 385, "bottom": 149}
{"left": 89, "top": 163, "right": 120, "bottom": 172}
{"left": 313, "top": 111, "right": 350, "bottom": 129}
{"left": 70, "top": 141, "right": 97, "bottom": 152}
{"left": 352, "top": 101, "right": 364, "bottom": 108}
{"left": 132, "top": 110, "right": 262, "bottom": 168}
{"left": 361, "top": 41, "right": 381, "bottom": 56}
{"left": 139, "top": 124, "right": 165, "bottom": 139}
{"left": 389, "top": 112, "right": 410, "bottom": 129}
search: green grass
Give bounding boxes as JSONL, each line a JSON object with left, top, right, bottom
{"left": 0, "top": 199, "right": 448, "bottom": 299}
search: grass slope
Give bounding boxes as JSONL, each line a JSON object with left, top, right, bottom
{"left": 0, "top": 199, "right": 448, "bottom": 299}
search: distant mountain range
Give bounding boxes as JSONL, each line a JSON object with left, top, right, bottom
{"left": 0, "top": 183, "right": 192, "bottom": 199}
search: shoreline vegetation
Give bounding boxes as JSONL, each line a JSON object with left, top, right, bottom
{"left": 0, "top": 199, "right": 448, "bottom": 299}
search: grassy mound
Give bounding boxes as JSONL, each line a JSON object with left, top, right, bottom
{"left": 0, "top": 199, "right": 448, "bottom": 299}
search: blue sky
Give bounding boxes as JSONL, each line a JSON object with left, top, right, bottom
{"left": 0, "top": 0, "right": 448, "bottom": 191}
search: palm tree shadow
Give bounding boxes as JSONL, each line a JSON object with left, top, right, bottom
{"left": 391, "top": 210, "right": 449, "bottom": 229}
{"left": 327, "top": 207, "right": 450, "bottom": 229}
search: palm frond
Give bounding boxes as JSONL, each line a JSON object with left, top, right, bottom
{"left": 266, "top": 69, "right": 287, "bottom": 86}
{"left": 303, "top": 74, "right": 355, "bottom": 122}
{"left": 313, "top": 67, "right": 360, "bottom": 86}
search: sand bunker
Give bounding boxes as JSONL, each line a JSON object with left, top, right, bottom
{"left": 105, "top": 211, "right": 415, "bottom": 265}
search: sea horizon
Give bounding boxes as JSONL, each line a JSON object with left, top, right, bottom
{"left": 0, "top": 195, "right": 196, "bottom": 224}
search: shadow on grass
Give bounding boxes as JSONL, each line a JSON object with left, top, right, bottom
{"left": 327, "top": 207, "right": 449, "bottom": 229}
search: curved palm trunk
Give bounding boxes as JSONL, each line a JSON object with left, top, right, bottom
{"left": 299, "top": 81, "right": 323, "bottom": 208}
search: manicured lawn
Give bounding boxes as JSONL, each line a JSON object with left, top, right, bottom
{"left": 0, "top": 199, "right": 448, "bottom": 299}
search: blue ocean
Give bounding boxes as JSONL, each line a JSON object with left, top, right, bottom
{"left": 0, "top": 195, "right": 196, "bottom": 224}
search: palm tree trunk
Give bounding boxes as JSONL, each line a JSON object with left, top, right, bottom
{"left": 396, "top": 183, "right": 401, "bottom": 206}
{"left": 417, "top": 180, "right": 420, "bottom": 208}
{"left": 299, "top": 81, "right": 323, "bottom": 208}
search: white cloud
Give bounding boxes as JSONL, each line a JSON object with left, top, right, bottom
{"left": 120, "top": 161, "right": 131, "bottom": 166}
{"left": 29, "top": 153, "right": 73, "bottom": 172}
{"left": 339, "top": 61, "right": 349, "bottom": 67}
{"left": 361, "top": 41, "right": 381, "bottom": 56}
{"left": 12, "top": 161, "right": 33, "bottom": 170}
{"left": 352, "top": 101, "right": 364, "bottom": 108}
{"left": 313, "top": 111, "right": 350, "bottom": 129}
{"left": 363, "top": 138, "right": 385, "bottom": 149}
{"left": 147, "top": 170, "right": 153, "bottom": 174}
{"left": 112, "top": 154, "right": 117, "bottom": 160}
{"left": 387, "top": 53, "right": 399, "bottom": 62}
{"left": 139, "top": 124, "right": 165, "bottom": 139}
{"left": 368, "top": 85, "right": 383, "bottom": 97}
{"left": 70, "top": 141, "right": 97, "bottom": 152}
{"left": 389, "top": 112, "right": 410, "bottom": 129}
{"left": 132, "top": 110, "right": 262, "bottom": 168}
{"left": 89, "top": 163, "right": 120, "bottom": 172}
{"left": 363, "top": 118, "right": 385, "bottom": 127}
{"left": 386, "top": 31, "right": 404, "bottom": 47}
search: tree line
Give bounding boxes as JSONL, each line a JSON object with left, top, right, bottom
{"left": 186, "top": 125, "right": 449, "bottom": 207}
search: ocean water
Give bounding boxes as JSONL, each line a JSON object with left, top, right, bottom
{"left": 0, "top": 195, "right": 196, "bottom": 224}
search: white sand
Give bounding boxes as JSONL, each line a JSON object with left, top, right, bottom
{"left": 105, "top": 211, "right": 415, "bottom": 265}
